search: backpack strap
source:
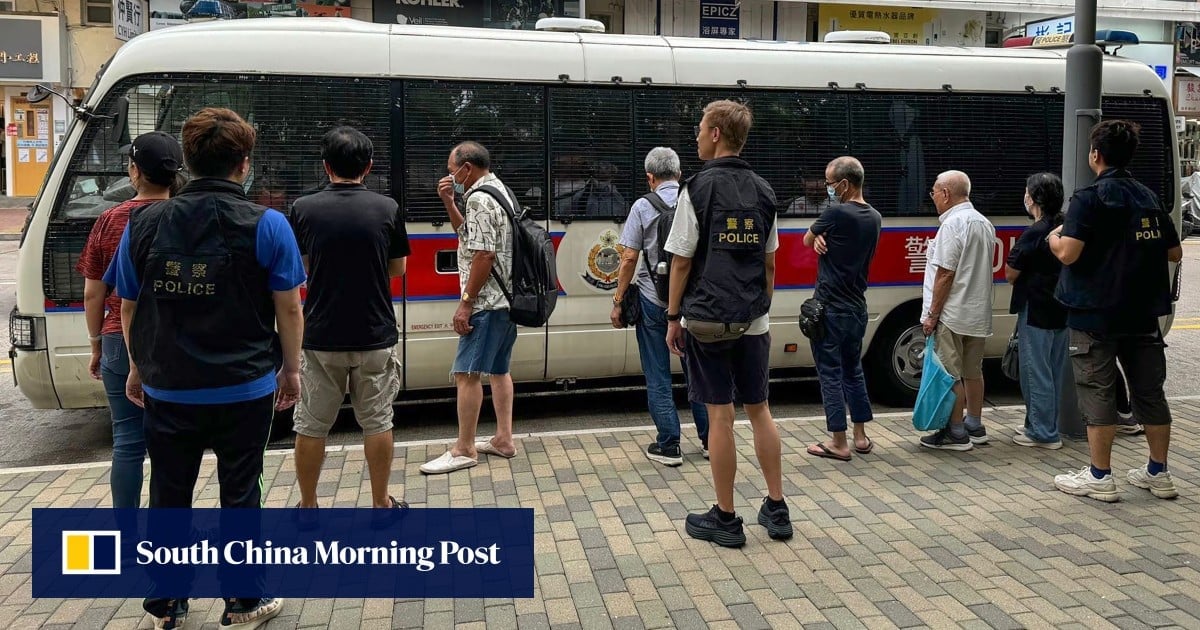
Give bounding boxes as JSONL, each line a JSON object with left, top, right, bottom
{"left": 464, "top": 185, "right": 518, "bottom": 304}
{"left": 640, "top": 192, "right": 672, "bottom": 215}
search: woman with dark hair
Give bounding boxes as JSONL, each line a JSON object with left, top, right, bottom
{"left": 1005, "top": 172, "right": 1068, "bottom": 449}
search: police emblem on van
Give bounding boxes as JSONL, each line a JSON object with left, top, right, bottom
{"left": 582, "top": 229, "right": 621, "bottom": 290}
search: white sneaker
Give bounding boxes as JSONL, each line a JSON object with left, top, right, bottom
{"left": 1054, "top": 466, "right": 1119, "bottom": 502}
{"left": 1127, "top": 467, "right": 1179, "bottom": 499}
{"left": 1013, "top": 433, "right": 1063, "bottom": 450}
{"left": 1116, "top": 422, "right": 1145, "bottom": 436}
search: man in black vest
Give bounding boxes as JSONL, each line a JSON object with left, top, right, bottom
{"left": 664, "top": 100, "right": 790, "bottom": 548}
{"left": 1049, "top": 120, "right": 1183, "bottom": 502}
{"left": 109, "top": 108, "right": 305, "bottom": 628}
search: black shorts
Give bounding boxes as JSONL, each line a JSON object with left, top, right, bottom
{"left": 1069, "top": 329, "right": 1171, "bottom": 427}
{"left": 684, "top": 332, "right": 770, "bottom": 406}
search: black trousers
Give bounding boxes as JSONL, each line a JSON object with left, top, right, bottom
{"left": 143, "top": 393, "right": 275, "bottom": 508}
{"left": 142, "top": 393, "right": 274, "bottom": 614}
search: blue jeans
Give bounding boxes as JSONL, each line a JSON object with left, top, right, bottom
{"left": 635, "top": 293, "right": 709, "bottom": 449}
{"left": 810, "top": 307, "right": 873, "bottom": 433}
{"left": 1017, "top": 307, "right": 1067, "bottom": 443}
{"left": 100, "top": 334, "right": 146, "bottom": 508}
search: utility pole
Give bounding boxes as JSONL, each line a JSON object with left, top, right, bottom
{"left": 1058, "top": 0, "right": 1101, "bottom": 439}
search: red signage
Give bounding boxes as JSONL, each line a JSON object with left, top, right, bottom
{"left": 4, "top": 123, "right": 16, "bottom": 137}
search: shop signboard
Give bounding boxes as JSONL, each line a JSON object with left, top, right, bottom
{"left": 699, "top": 0, "right": 739, "bottom": 39}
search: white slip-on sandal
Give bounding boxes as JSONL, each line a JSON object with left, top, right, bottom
{"left": 419, "top": 451, "right": 478, "bottom": 475}
{"left": 475, "top": 440, "right": 517, "bottom": 459}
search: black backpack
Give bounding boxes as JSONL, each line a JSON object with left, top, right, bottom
{"left": 466, "top": 185, "right": 559, "bottom": 327}
{"left": 640, "top": 192, "right": 676, "bottom": 304}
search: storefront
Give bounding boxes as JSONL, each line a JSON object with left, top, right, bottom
{"left": 1, "top": 13, "right": 69, "bottom": 198}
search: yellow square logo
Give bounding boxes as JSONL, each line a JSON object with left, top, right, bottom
{"left": 62, "top": 531, "right": 121, "bottom": 575}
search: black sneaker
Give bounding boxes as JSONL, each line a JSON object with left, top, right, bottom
{"left": 646, "top": 443, "right": 683, "bottom": 467}
{"left": 221, "top": 597, "right": 283, "bottom": 629}
{"left": 371, "top": 495, "right": 410, "bottom": 530}
{"left": 966, "top": 425, "right": 989, "bottom": 445}
{"left": 919, "top": 427, "right": 973, "bottom": 451}
{"left": 685, "top": 505, "right": 746, "bottom": 548}
{"left": 756, "top": 497, "right": 793, "bottom": 541}
{"left": 147, "top": 598, "right": 189, "bottom": 630}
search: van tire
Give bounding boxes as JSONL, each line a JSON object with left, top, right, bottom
{"left": 866, "top": 303, "right": 924, "bottom": 407}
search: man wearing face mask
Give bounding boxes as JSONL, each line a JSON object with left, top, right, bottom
{"left": 420, "top": 141, "right": 520, "bottom": 475}
{"left": 802, "top": 157, "right": 881, "bottom": 461}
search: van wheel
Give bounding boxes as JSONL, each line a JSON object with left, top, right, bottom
{"left": 271, "top": 406, "right": 295, "bottom": 442}
{"left": 866, "top": 304, "right": 923, "bottom": 407}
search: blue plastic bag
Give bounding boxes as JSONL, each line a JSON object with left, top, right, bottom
{"left": 913, "top": 335, "right": 957, "bottom": 431}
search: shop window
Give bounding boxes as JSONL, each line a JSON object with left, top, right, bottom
{"left": 83, "top": 0, "right": 113, "bottom": 25}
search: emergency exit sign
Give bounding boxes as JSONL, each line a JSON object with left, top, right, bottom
{"left": 700, "top": 0, "right": 738, "bottom": 39}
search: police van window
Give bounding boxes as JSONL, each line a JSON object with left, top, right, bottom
{"left": 633, "top": 89, "right": 717, "bottom": 198}
{"left": 45, "top": 74, "right": 391, "bottom": 306}
{"left": 549, "top": 87, "right": 633, "bottom": 222}
{"left": 403, "top": 80, "right": 547, "bottom": 223}
{"left": 1100, "top": 97, "right": 1174, "bottom": 214}
{"left": 848, "top": 93, "right": 1058, "bottom": 217}
{"left": 738, "top": 91, "right": 850, "bottom": 217}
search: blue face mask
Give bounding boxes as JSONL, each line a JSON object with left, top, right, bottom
{"left": 450, "top": 164, "right": 467, "bottom": 195}
{"left": 826, "top": 185, "right": 838, "bottom": 203}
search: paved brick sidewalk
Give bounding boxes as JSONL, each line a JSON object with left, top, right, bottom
{"left": 4, "top": 402, "right": 1200, "bottom": 629}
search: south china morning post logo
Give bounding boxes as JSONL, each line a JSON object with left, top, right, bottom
{"left": 61, "top": 531, "right": 121, "bottom": 575}
{"left": 34, "top": 507, "right": 535, "bottom": 598}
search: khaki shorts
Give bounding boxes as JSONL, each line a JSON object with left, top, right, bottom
{"left": 294, "top": 347, "right": 400, "bottom": 438}
{"left": 934, "top": 324, "right": 986, "bottom": 380}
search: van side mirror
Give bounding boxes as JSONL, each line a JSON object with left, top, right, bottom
{"left": 26, "top": 83, "right": 54, "bottom": 104}
{"left": 113, "top": 95, "right": 130, "bottom": 147}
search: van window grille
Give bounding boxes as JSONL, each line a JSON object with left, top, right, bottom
{"left": 44, "top": 73, "right": 390, "bottom": 306}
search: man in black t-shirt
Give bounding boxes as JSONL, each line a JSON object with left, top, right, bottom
{"left": 1049, "top": 120, "right": 1183, "bottom": 502}
{"left": 291, "top": 126, "right": 410, "bottom": 510}
{"left": 802, "top": 157, "right": 882, "bottom": 461}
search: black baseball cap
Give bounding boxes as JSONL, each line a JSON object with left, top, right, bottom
{"left": 121, "top": 131, "right": 184, "bottom": 185}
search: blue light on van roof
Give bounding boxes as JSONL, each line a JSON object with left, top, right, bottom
{"left": 1094, "top": 30, "right": 1139, "bottom": 46}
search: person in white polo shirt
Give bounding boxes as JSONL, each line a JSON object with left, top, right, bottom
{"left": 919, "top": 170, "right": 996, "bottom": 451}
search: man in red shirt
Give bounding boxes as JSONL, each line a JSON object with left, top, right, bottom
{"left": 76, "top": 131, "right": 181, "bottom": 510}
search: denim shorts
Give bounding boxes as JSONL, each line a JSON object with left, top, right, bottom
{"left": 452, "top": 309, "right": 518, "bottom": 376}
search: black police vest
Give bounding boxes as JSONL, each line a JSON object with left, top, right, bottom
{"left": 127, "top": 178, "right": 277, "bottom": 390}
{"left": 1055, "top": 170, "right": 1173, "bottom": 319}
{"left": 681, "top": 157, "right": 777, "bottom": 323}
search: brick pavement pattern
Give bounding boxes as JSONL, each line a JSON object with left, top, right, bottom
{"left": 4, "top": 403, "right": 1200, "bottom": 629}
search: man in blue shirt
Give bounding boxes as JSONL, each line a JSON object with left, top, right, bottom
{"left": 107, "top": 108, "right": 304, "bottom": 630}
{"left": 611, "top": 147, "right": 710, "bottom": 466}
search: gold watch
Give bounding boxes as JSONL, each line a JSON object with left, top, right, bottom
{"left": 461, "top": 291, "right": 474, "bottom": 303}
{"left": 612, "top": 293, "right": 622, "bottom": 305}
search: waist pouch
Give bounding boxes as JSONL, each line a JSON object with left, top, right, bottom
{"left": 687, "top": 319, "right": 751, "bottom": 344}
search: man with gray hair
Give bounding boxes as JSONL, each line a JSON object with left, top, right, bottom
{"left": 919, "top": 170, "right": 996, "bottom": 450}
{"left": 802, "top": 156, "right": 881, "bottom": 461}
{"left": 611, "top": 147, "right": 710, "bottom": 466}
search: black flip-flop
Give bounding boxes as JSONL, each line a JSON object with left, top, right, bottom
{"left": 854, "top": 438, "right": 874, "bottom": 455}
{"left": 807, "top": 443, "right": 852, "bottom": 462}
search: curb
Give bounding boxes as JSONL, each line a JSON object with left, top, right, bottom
{"left": 0, "top": 234, "right": 20, "bottom": 242}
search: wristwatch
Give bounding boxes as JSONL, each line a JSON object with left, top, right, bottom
{"left": 666, "top": 312, "right": 683, "bottom": 322}
{"left": 461, "top": 291, "right": 474, "bottom": 303}
{"left": 612, "top": 294, "right": 622, "bottom": 306}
